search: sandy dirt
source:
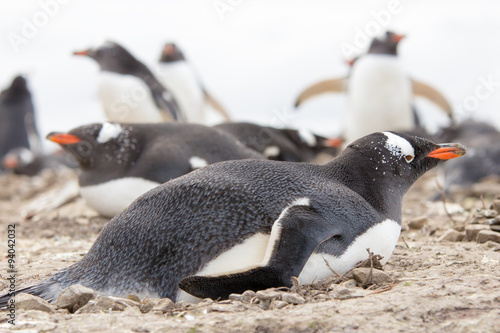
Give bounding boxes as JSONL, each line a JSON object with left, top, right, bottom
{"left": 0, "top": 167, "right": 500, "bottom": 332}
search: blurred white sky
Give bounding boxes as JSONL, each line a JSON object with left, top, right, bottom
{"left": 1, "top": 0, "right": 500, "bottom": 150}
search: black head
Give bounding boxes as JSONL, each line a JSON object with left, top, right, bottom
{"left": 159, "top": 43, "right": 186, "bottom": 63}
{"left": 368, "top": 31, "right": 405, "bottom": 56}
{"left": 331, "top": 132, "right": 466, "bottom": 218}
{"left": 1, "top": 75, "right": 29, "bottom": 101}
{"left": 73, "top": 41, "right": 143, "bottom": 74}
{"left": 46, "top": 123, "right": 141, "bottom": 173}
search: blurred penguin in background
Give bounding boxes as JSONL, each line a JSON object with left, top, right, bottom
{"left": 0, "top": 75, "right": 42, "bottom": 172}
{"left": 295, "top": 31, "right": 453, "bottom": 145}
{"left": 157, "top": 42, "right": 231, "bottom": 124}
{"left": 74, "top": 41, "right": 184, "bottom": 123}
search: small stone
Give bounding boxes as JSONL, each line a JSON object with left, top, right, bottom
{"left": 270, "top": 300, "right": 288, "bottom": 309}
{"left": 281, "top": 293, "right": 305, "bottom": 305}
{"left": 333, "top": 288, "right": 353, "bottom": 300}
{"left": 153, "top": 298, "right": 174, "bottom": 313}
{"left": 127, "top": 294, "right": 141, "bottom": 303}
{"left": 438, "top": 229, "right": 465, "bottom": 242}
{"left": 55, "top": 284, "right": 96, "bottom": 313}
{"left": 241, "top": 290, "right": 256, "bottom": 302}
{"left": 482, "top": 241, "right": 500, "bottom": 251}
{"left": 16, "top": 293, "right": 55, "bottom": 313}
{"left": 465, "top": 225, "right": 491, "bottom": 241}
{"left": 140, "top": 298, "right": 161, "bottom": 313}
{"left": 228, "top": 293, "right": 242, "bottom": 301}
{"left": 477, "top": 230, "right": 500, "bottom": 244}
{"left": 174, "top": 300, "right": 189, "bottom": 309}
{"left": 95, "top": 296, "right": 127, "bottom": 311}
{"left": 408, "top": 217, "right": 428, "bottom": 230}
{"left": 352, "top": 268, "right": 393, "bottom": 286}
{"left": 339, "top": 279, "right": 357, "bottom": 288}
{"left": 255, "top": 289, "right": 281, "bottom": 301}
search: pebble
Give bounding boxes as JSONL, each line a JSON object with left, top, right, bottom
{"left": 281, "top": 293, "right": 305, "bottom": 305}
{"left": 438, "top": 229, "right": 465, "bottom": 242}
{"left": 352, "top": 268, "right": 393, "bottom": 286}
{"left": 270, "top": 300, "right": 288, "bottom": 309}
{"left": 408, "top": 217, "right": 428, "bottom": 230}
{"left": 55, "top": 284, "right": 96, "bottom": 313}
{"left": 140, "top": 298, "right": 161, "bottom": 313}
{"left": 465, "top": 225, "right": 491, "bottom": 241}
{"left": 152, "top": 298, "right": 174, "bottom": 313}
{"left": 16, "top": 293, "right": 55, "bottom": 313}
{"left": 256, "top": 289, "right": 281, "bottom": 301}
{"left": 477, "top": 230, "right": 500, "bottom": 244}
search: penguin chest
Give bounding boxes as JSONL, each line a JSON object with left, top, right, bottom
{"left": 98, "top": 72, "right": 163, "bottom": 123}
{"left": 157, "top": 62, "right": 205, "bottom": 123}
{"left": 80, "top": 177, "right": 160, "bottom": 217}
{"left": 346, "top": 56, "right": 413, "bottom": 142}
{"left": 298, "top": 219, "right": 401, "bottom": 284}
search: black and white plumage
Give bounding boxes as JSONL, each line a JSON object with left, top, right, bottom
{"left": 46, "top": 122, "right": 264, "bottom": 217}
{"left": 295, "top": 31, "right": 453, "bottom": 144}
{"left": 0, "top": 131, "right": 465, "bottom": 305}
{"left": 214, "top": 122, "right": 342, "bottom": 162}
{"left": 0, "top": 76, "right": 41, "bottom": 165}
{"left": 157, "top": 42, "right": 231, "bottom": 124}
{"left": 74, "top": 41, "right": 183, "bottom": 123}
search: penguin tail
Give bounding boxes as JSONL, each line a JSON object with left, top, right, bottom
{"left": 0, "top": 278, "right": 65, "bottom": 307}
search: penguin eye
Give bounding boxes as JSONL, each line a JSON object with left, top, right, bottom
{"left": 404, "top": 155, "right": 414, "bottom": 163}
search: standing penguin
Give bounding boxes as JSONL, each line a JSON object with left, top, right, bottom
{"left": 295, "top": 31, "right": 453, "bottom": 144}
{"left": 46, "top": 122, "right": 264, "bottom": 217}
{"left": 215, "top": 122, "right": 343, "bottom": 162}
{"left": 157, "top": 42, "right": 231, "bottom": 124}
{"left": 0, "top": 76, "right": 41, "bottom": 165}
{"left": 0, "top": 131, "right": 465, "bottom": 304}
{"left": 74, "top": 41, "right": 184, "bottom": 123}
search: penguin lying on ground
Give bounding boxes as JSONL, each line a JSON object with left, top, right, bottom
{"left": 214, "top": 122, "right": 343, "bottom": 162}
{"left": 295, "top": 31, "right": 453, "bottom": 145}
{"left": 0, "top": 131, "right": 465, "bottom": 305}
{"left": 0, "top": 76, "right": 41, "bottom": 168}
{"left": 2, "top": 147, "right": 78, "bottom": 176}
{"left": 157, "top": 43, "right": 231, "bottom": 124}
{"left": 46, "top": 122, "right": 264, "bottom": 217}
{"left": 74, "top": 41, "right": 183, "bottom": 123}
{"left": 436, "top": 120, "right": 500, "bottom": 192}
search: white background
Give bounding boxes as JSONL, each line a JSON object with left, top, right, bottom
{"left": 2, "top": 0, "right": 500, "bottom": 151}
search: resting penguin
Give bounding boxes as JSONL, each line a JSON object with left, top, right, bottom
{"left": 214, "top": 122, "right": 343, "bottom": 162}
{"left": 295, "top": 31, "right": 453, "bottom": 145}
{"left": 157, "top": 42, "right": 231, "bottom": 124}
{"left": 0, "top": 76, "right": 41, "bottom": 165}
{"left": 46, "top": 122, "right": 264, "bottom": 217}
{"left": 74, "top": 41, "right": 184, "bottom": 123}
{"left": 0, "top": 131, "right": 465, "bottom": 305}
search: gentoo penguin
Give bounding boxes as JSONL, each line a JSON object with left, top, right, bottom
{"left": 74, "top": 41, "right": 183, "bottom": 123}
{"left": 0, "top": 76, "right": 41, "bottom": 164}
{"left": 295, "top": 31, "right": 453, "bottom": 145}
{"left": 157, "top": 43, "right": 231, "bottom": 124}
{"left": 46, "top": 122, "right": 264, "bottom": 217}
{"left": 436, "top": 120, "right": 500, "bottom": 191}
{"left": 214, "top": 122, "right": 343, "bottom": 162}
{"left": 2, "top": 147, "right": 78, "bottom": 176}
{"left": 0, "top": 131, "right": 465, "bottom": 304}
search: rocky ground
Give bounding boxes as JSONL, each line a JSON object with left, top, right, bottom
{"left": 0, "top": 167, "right": 500, "bottom": 332}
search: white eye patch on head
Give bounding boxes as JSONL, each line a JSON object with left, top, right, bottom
{"left": 97, "top": 122, "right": 123, "bottom": 143}
{"left": 382, "top": 132, "right": 415, "bottom": 163}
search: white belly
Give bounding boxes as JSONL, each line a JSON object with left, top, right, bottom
{"left": 80, "top": 177, "right": 160, "bottom": 217}
{"left": 345, "top": 55, "right": 413, "bottom": 144}
{"left": 98, "top": 72, "right": 164, "bottom": 123}
{"left": 157, "top": 62, "right": 205, "bottom": 123}
{"left": 297, "top": 219, "right": 401, "bottom": 284}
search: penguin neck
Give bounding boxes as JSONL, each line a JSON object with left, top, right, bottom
{"left": 324, "top": 154, "right": 408, "bottom": 222}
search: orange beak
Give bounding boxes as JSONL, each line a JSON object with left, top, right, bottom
{"left": 46, "top": 132, "right": 82, "bottom": 145}
{"left": 2, "top": 155, "right": 18, "bottom": 169}
{"left": 392, "top": 34, "right": 405, "bottom": 43}
{"left": 323, "top": 137, "right": 344, "bottom": 148}
{"left": 73, "top": 49, "right": 90, "bottom": 56}
{"left": 427, "top": 143, "right": 466, "bottom": 160}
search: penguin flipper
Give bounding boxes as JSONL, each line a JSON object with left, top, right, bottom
{"left": 203, "top": 89, "right": 231, "bottom": 121}
{"left": 294, "top": 78, "right": 346, "bottom": 108}
{"left": 152, "top": 89, "right": 185, "bottom": 122}
{"left": 411, "top": 79, "right": 453, "bottom": 119}
{"left": 179, "top": 205, "right": 339, "bottom": 300}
